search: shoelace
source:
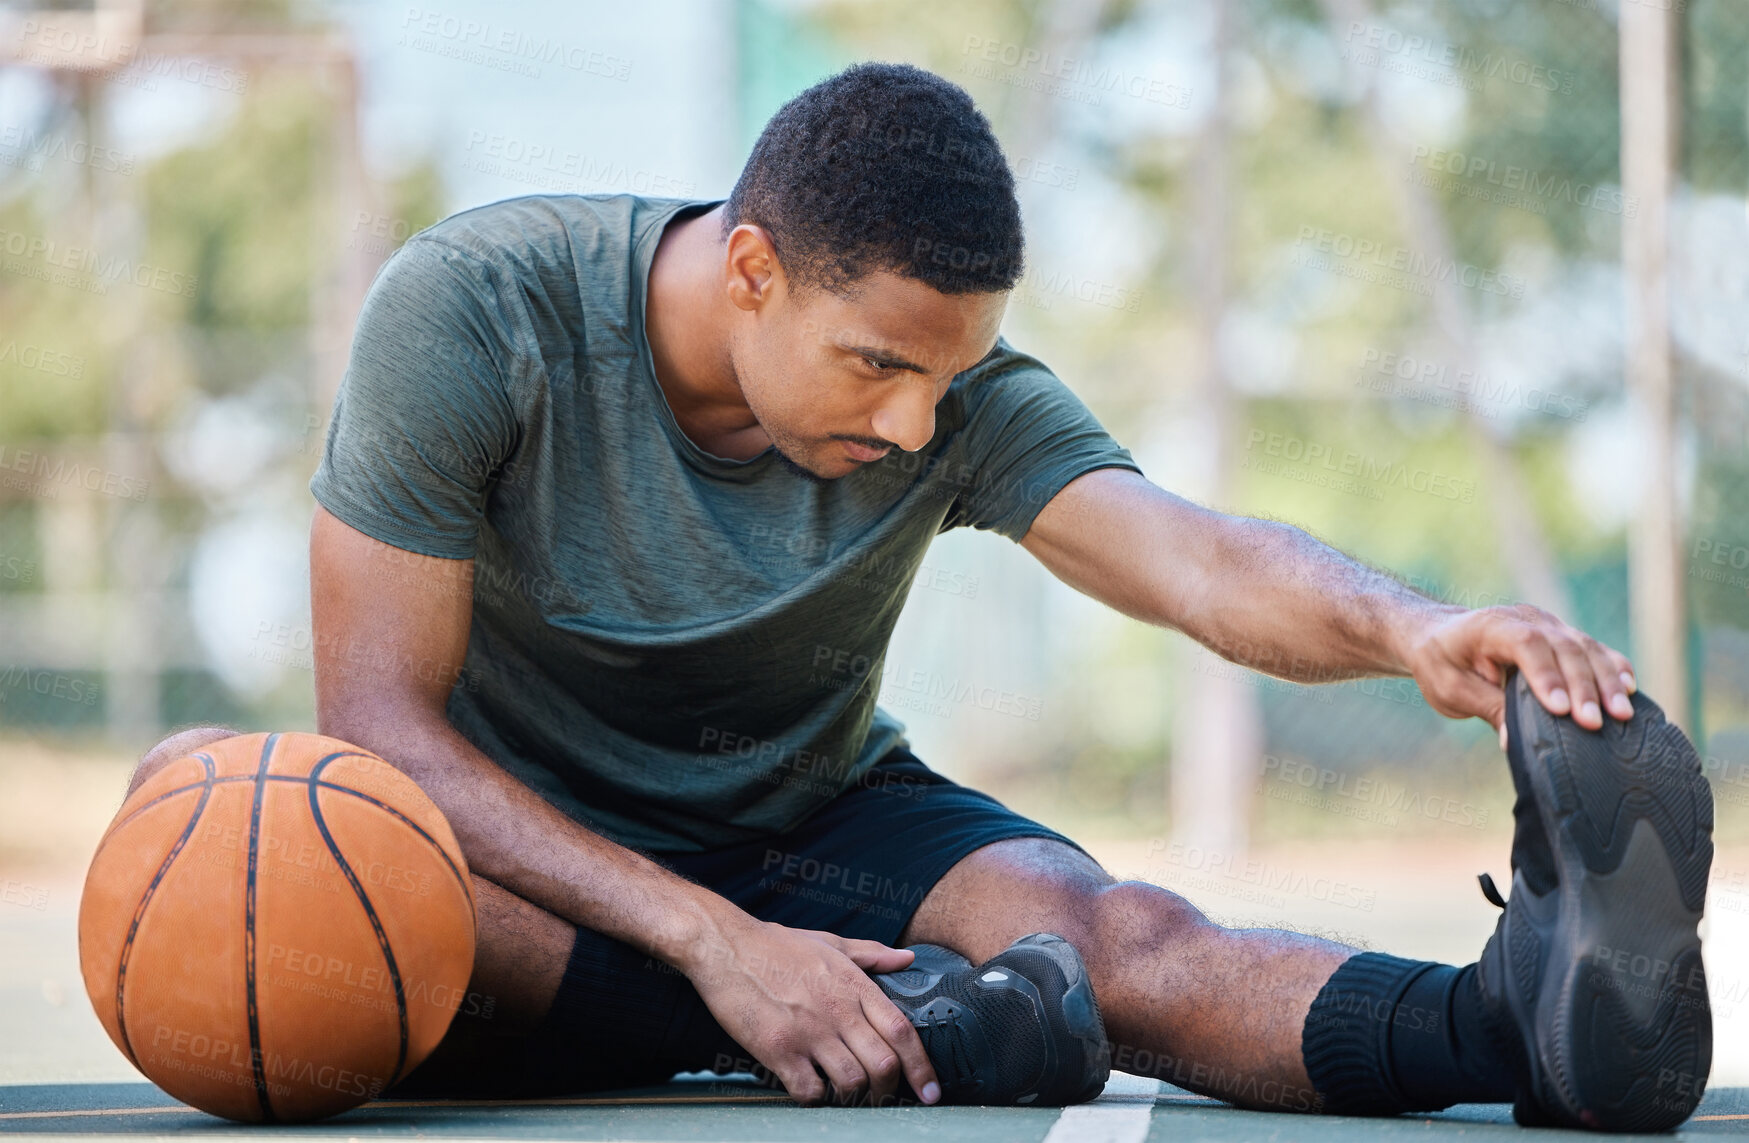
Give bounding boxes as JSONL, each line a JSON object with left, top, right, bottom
{"left": 1478, "top": 871, "right": 1508, "bottom": 909}
{"left": 918, "top": 1008, "right": 977, "bottom": 1089}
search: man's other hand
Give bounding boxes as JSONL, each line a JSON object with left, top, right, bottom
{"left": 680, "top": 916, "right": 941, "bottom": 1107}
{"left": 1401, "top": 604, "right": 1638, "bottom": 747}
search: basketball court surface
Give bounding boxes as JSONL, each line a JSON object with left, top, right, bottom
{"left": 7, "top": 864, "right": 1749, "bottom": 1142}
{"left": 2, "top": 1074, "right": 1746, "bottom": 1140}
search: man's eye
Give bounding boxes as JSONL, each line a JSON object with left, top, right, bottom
{"left": 862, "top": 357, "right": 894, "bottom": 372}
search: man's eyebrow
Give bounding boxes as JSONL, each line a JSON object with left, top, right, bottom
{"left": 842, "top": 343, "right": 933, "bottom": 374}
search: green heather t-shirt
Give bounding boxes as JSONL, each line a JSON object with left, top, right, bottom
{"left": 310, "top": 193, "right": 1142, "bottom": 853}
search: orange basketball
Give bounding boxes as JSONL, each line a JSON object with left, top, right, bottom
{"left": 77, "top": 732, "right": 477, "bottom": 1123}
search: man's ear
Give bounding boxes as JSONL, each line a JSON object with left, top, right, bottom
{"left": 723, "top": 224, "right": 785, "bottom": 313}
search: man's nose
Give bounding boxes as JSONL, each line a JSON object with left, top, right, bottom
{"left": 870, "top": 378, "right": 938, "bottom": 453}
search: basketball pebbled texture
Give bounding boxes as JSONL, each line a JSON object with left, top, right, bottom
{"left": 78, "top": 732, "right": 477, "bottom": 1123}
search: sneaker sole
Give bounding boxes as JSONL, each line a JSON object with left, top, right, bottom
{"left": 1507, "top": 676, "right": 1713, "bottom": 1132}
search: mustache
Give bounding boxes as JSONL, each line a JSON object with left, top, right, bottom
{"left": 828, "top": 433, "right": 896, "bottom": 451}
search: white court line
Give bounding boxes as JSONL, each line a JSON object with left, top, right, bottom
{"left": 1042, "top": 1072, "right": 1160, "bottom": 1143}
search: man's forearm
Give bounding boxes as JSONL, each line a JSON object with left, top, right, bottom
{"left": 321, "top": 706, "right": 746, "bottom": 973}
{"left": 1182, "top": 514, "right": 1464, "bottom": 683}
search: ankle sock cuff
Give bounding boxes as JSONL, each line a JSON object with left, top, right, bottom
{"left": 1301, "top": 951, "right": 1437, "bottom": 1116}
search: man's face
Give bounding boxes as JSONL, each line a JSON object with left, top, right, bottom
{"left": 729, "top": 266, "right": 1008, "bottom": 481}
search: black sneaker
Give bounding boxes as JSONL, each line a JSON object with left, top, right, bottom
{"left": 1475, "top": 669, "right": 1713, "bottom": 1132}
{"left": 873, "top": 933, "right": 1110, "bottom": 1106}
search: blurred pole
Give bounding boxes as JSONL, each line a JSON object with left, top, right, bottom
{"left": 4, "top": 2, "right": 156, "bottom": 743}
{"left": 1619, "top": 2, "right": 1688, "bottom": 726}
{"left": 88, "top": 68, "right": 163, "bottom": 744}
{"left": 1171, "top": 0, "right": 1262, "bottom": 857}
{"left": 314, "top": 41, "right": 373, "bottom": 419}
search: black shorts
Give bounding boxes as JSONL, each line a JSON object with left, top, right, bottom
{"left": 654, "top": 745, "right": 1086, "bottom": 943}
{"left": 389, "top": 745, "right": 1086, "bottom": 1098}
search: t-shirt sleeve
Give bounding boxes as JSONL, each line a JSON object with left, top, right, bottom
{"left": 944, "top": 343, "right": 1143, "bottom": 541}
{"left": 309, "top": 239, "right": 523, "bottom": 559}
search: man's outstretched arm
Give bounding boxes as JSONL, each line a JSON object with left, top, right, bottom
{"left": 309, "top": 506, "right": 939, "bottom": 1107}
{"left": 1019, "top": 467, "right": 1637, "bottom": 737}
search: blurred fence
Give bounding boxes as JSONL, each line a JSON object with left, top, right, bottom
{"left": 0, "top": 0, "right": 1745, "bottom": 852}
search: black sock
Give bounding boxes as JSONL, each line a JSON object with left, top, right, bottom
{"left": 531, "top": 926, "right": 746, "bottom": 1089}
{"left": 1301, "top": 952, "right": 1517, "bottom": 1115}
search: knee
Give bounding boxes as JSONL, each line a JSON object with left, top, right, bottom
{"left": 126, "top": 725, "right": 240, "bottom": 799}
{"left": 1075, "top": 880, "right": 1214, "bottom": 970}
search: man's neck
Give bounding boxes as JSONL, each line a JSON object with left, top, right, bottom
{"left": 645, "top": 204, "right": 769, "bottom": 460}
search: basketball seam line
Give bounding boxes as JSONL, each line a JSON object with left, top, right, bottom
{"left": 308, "top": 754, "right": 409, "bottom": 1091}
{"left": 244, "top": 733, "right": 280, "bottom": 1123}
{"left": 112, "top": 751, "right": 218, "bottom": 1071}
{"left": 112, "top": 765, "right": 472, "bottom": 916}
{"left": 304, "top": 752, "right": 473, "bottom": 917}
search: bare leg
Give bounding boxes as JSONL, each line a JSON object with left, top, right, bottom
{"left": 901, "top": 837, "right": 1353, "bottom": 1112}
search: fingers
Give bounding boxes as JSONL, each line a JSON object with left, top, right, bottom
{"left": 1584, "top": 639, "right": 1636, "bottom": 722}
{"left": 1545, "top": 630, "right": 1605, "bottom": 729}
{"left": 813, "top": 1041, "right": 870, "bottom": 1107}
{"left": 833, "top": 936, "right": 915, "bottom": 974}
{"left": 1471, "top": 607, "right": 1639, "bottom": 730}
{"left": 1485, "top": 617, "right": 1571, "bottom": 720}
{"left": 1418, "top": 656, "right": 1507, "bottom": 728}
{"left": 772, "top": 1055, "right": 829, "bottom": 1107}
{"left": 862, "top": 986, "right": 940, "bottom": 1105}
{"left": 839, "top": 1018, "right": 905, "bottom": 1106}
